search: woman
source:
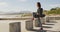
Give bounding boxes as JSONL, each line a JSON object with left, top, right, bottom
{"left": 37, "top": 2, "right": 43, "bottom": 17}
{"left": 33, "top": 2, "right": 45, "bottom": 27}
{"left": 33, "top": 2, "right": 43, "bottom": 20}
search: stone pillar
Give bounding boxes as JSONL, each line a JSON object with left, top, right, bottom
{"left": 9, "top": 22, "right": 21, "bottom": 32}
{"left": 35, "top": 19, "right": 40, "bottom": 27}
{"left": 25, "top": 20, "right": 33, "bottom": 30}
{"left": 41, "top": 17, "right": 46, "bottom": 24}
{"left": 34, "top": 17, "right": 46, "bottom": 27}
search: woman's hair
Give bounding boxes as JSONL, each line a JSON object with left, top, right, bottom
{"left": 37, "top": 2, "right": 41, "bottom": 8}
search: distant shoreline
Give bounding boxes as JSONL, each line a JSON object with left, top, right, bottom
{"left": 0, "top": 18, "right": 32, "bottom": 20}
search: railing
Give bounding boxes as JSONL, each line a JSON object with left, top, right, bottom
{"left": 1, "top": 15, "right": 60, "bottom": 32}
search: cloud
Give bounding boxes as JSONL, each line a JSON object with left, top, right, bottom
{"left": 0, "top": 2, "right": 8, "bottom": 8}
{"left": 49, "top": 4, "right": 60, "bottom": 8}
{"left": 0, "top": 2, "right": 9, "bottom": 14}
{"left": 0, "top": 2, "right": 8, "bottom": 6}
{"left": 0, "top": 6, "right": 21, "bottom": 14}
{"left": 19, "top": 0, "right": 27, "bottom": 2}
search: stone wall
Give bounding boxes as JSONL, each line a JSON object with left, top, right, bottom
{"left": 9, "top": 22, "right": 21, "bottom": 32}
{"left": 46, "top": 17, "right": 60, "bottom": 20}
{"left": 26, "top": 20, "right": 33, "bottom": 30}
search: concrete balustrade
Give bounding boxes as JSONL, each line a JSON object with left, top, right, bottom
{"left": 34, "top": 17, "right": 46, "bottom": 27}
{"left": 26, "top": 20, "right": 33, "bottom": 30}
{"left": 1, "top": 15, "right": 60, "bottom": 32}
{"left": 0, "top": 20, "right": 36, "bottom": 32}
{"left": 9, "top": 22, "right": 21, "bottom": 32}
{"left": 46, "top": 16, "right": 60, "bottom": 20}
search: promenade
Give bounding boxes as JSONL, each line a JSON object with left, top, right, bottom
{"left": 0, "top": 15, "right": 60, "bottom": 32}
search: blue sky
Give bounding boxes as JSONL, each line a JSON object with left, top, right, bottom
{"left": 0, "top": 0, "right": 60, "bottom": 14}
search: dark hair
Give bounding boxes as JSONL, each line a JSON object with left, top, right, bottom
{"left": 37, "top": 2, "right": 41, "bottom": 8}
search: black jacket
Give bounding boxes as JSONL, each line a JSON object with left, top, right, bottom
{"left": 37, "top": 8, "right": 43, "bottom": 16}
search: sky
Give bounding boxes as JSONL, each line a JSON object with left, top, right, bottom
{"left": 0, "top": 0, "right": 60, "bottom": 14}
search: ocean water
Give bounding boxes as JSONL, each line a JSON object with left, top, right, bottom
{"left": 0, "top": 15, "right": 21, "bottom": 18}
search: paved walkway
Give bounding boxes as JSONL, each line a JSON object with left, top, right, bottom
{"left": 33, "top": 20, "right": 60, "bottom": 32}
